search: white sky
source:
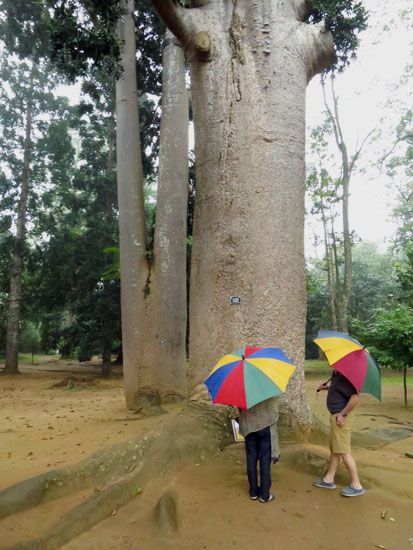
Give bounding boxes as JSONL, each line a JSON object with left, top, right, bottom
{"left": 305, "top": 0, "right": 412, "bottom": 256}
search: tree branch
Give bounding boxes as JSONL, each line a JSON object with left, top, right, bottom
{"left": 321, "top": 76, "right": 341, "bottom": 150}
{"left": 151, "top": 0, "right": 194, "bottom": 49}
{"left": 349, "top": 128, "right": 376, "bottom": 174}
{"left": 152, "top": 0, "right": 212, "bottom": 61}
{"left": 299, "top": 22, "right": 336, "bottom": 82}
{"left": 292, "top": 0, "right": 313, "bottom": 22}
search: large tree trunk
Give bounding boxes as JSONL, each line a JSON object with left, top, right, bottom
{"left": 3, "top": 69, "right": 34, "bottom": 375}
{"left": 116, "top": 0, "right": 147, "bottom": 406}
{"left": 137, "top": 29, "right": 189, "bottom": 401}
{"left": 117, "top": 11, "right": 188, "bottom": 405}
{"left": 153, "top": 0, "right": 335, "bottom": 429}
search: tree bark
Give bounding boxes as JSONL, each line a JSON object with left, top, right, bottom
{"left": 116, "top": 0, "right": 147, "bottom": 406}
{"left": 403, "top": 367, "right": 408, "bottom": 407}
{"left": 102, "top": 107, "right": 116, "bottom": 378}
{"left": 137, "top": 29, "right": 189, "bottom": 400}
{"left": 3, "top": 68, "right": 34, "bottom": 375}
{"left": 153, "top": 0, "right": 335, "bottom": 429}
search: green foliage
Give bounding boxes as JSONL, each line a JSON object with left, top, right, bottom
{"left": 0, "top": 0, "right": 122, "bottom": 78}
{"left": 0, "top": 1, "right": 163, "bottom": 180}
{"left": 395, "top": 245, "right": 413, "bottom": 306}
{"left": 306, "top": 243, "right": 401, "bottom": 357}
{"left": 102, "top": 247, "right": 120, "bottom": 281}
{"left": 31, "top": 73, "right": 121, "bottom": 363}
{"left": 0, "top": 49, "right": 76, "bottom": 356}
{"left": 306, "top": 268, "right": 330, "bottom": 358}
{"left": 355, "top": 304, "right": 413, "bottom": 372}
{"left": 20, "top": 321, "right": 41, "bottom": 356}
{"left": 349, "top": 244, "right": 398, "bottom": 324}
{"left": 307, "top": 1, "right": 368, "bottom": 72}
{"left": 386, "top": 109, "right": 413, "bottom": 251}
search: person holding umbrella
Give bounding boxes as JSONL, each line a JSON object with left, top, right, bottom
{"left": 204, "top": 345, "right": 297, "bottom": 503}
{"left": 312, "top": 330, "right": 381, "bottom": 497}
{"left": 237, "top": 396, "right": 280, "bottom": 502}
{"left": 313, "top": 370, "right": 365, "bottom": 497}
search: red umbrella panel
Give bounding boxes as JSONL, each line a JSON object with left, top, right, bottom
{"left": 314, "top": 330, "right": 381, "bottom": 401}
{"left": 204, "top": 346, "right": 296, "bottom": 409}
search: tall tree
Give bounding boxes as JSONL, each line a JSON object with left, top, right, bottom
{"left": 116, "top": 8, "right": 189, "bottom": 406}
{"left": 116, "top": 0, "right": 148, "bottom": 403}
{"left": 319, "top": 76, "right": 375, "bottom": 332}
{"left": 306, "top": 125, "right": 341, "bottom": 329}
{"left": 32, "top": 73, "right": 122, "bottom": 371}
{"left": 151, "top": 0, "right": 333, "bottom": 428}
{"left": 0, "top": 54, "right": 73, "bottom": 373}
{"left": 135, "top": 29, "right": 189, "bottom": 402}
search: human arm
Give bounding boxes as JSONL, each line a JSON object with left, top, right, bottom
{"left": 336, "top": 393, "right": 359, "bottom": 427}
{"left": 270, "top": 424, "right": 280, "bottom": 463}
{"left": 316, "top": 377, "right": 331, "bottom": 392}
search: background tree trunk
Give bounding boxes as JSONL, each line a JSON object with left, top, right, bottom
{"left": 101, "top": 106, "right": 116, "bottom": 378}
{"left": 137, "top": 29, "right": 189, "bottom": 400}
{"left": 116, "top": 0, "right": 147, "bottom": 406}
{"left": 321, "top": 77, "right": 374, "bottom": 333}
{"left": 4, "top": 68, "right": 34, "bottom": 375}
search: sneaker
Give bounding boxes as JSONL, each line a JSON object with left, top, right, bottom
{"left": 259, "top": 493, "right": 275, "bottom": 503}
{"left": 340, "top": 485, "right": 365, "bottom": 497}
{"left": 313, "top": 478, "right": 336, "bottom": 490}
{"left": 250, "top": 495, "right": 258, "bottom": 500}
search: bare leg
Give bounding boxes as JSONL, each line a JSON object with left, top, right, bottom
{"left": 341, "top": 453, "right": 362, "bottom": 489}
{"left": 323, "top": 453, "right": 341, "bottom": 483}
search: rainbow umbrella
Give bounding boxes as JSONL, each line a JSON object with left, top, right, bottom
{"left": 314, "top": 330, "right": 381, "bottom": 400}
{"left": 204, "top": 346, "right": 297, "bottom": 409}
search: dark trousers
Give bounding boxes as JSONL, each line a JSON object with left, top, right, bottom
{"left": 244, "top": 426, "right": 271, "bottom": 500}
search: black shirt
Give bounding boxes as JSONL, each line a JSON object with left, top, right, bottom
{"left": 327, "top": 371, "right": 357, "bottom": 414}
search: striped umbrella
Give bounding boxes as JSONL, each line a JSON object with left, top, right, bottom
{"left": 204, "top": 345, "right": 296, "bottom": 410}
{"left": 314, "top": 330, "right": 381, "bottom": 400}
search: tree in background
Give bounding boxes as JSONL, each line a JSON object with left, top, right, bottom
{"left": 352, "top": 60, "right": 413, "bottom": 404}
{"left": 31, "top": 73, "right": 121, "bottom": 372}
{"left": 0, "top": 53, "right": 74, "bottom": 373}
{"left": 0, "top": 1, "right": 163, "bottom": 375}
{"left": 349, "top": 243, "right": 397, "bottom": 323}
{"left": 307, "top": 125, "right": 342, "bottom": 329}
{"left": 306, "top": 242, "right": 398, "bottom": 356}
{"left": 356, "top": 305, "right": 413, "bottom": 406}
{"left": 307, "top": 76, "right": 375, "bottom": 333}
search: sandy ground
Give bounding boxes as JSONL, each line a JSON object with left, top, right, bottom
{"left": 0, "top": 358, "right": 184, "bottom": 490}
{"left": 0, "top": 358, "right": 412, "bottom": 549}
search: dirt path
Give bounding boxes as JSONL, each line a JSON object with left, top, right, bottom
{"left": 62, "top": 448, "right": 413, "bottom": 550}
{"left": 0, "top": 362, "right": 184, "bottom": 490}
{"left": 1, "top": 362, "right": 412, "bottom": 549}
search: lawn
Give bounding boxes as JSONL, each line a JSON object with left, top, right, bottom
{"left": 304, "top": 359, "right": 413, "bottom": 386}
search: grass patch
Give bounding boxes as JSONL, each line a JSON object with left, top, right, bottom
{"left": 0, "top": 353, "right": 60, "bottom": 364}
{"left": 305, "top": 359, "right": 329, "bottom": 371}
{"left": 381, "top": 370, "right": 413, "bottom": 385}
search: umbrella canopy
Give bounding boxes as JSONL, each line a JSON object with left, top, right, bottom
{"left": 204, "top": 345, "right": 296, "bottom": 409}
{"left": 314, "top": 330, "right": 381, "bottom": 401}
